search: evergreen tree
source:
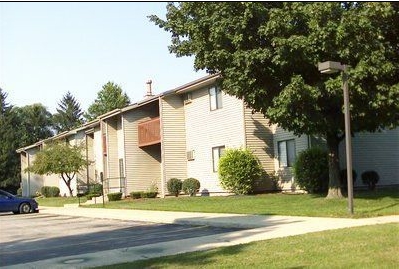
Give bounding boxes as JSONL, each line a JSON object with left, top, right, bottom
{"left": 53, "top": 91, "right": 84, "bottom": 134}
{"left": 0, "top": 88, "right": 20, "bottom": 191}
{"left": 84, "top": 82, "right": 130, "bottom": 121}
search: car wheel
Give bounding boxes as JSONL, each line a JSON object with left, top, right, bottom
{"left": 19, "top": 203, "right": 31, "bottom": 214}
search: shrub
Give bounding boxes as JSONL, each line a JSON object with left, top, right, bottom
{"left": 361, "top": 170, "right": 380, "bottom": 190}
{"left": 130, "top": 191, "right": 143, "bottom": 199}
{"left": 141, "top": 191, "right": 158, "bottom": 198}
{"left": 107, "top": 192, "right": 122, "bottom": 201}
{"left": 41, "top": 186, "right": 60, "bottom": 197}
{"left": 182, "top": 178, "right": 201, "bottom": 196}
{"left": 86, "top": 183, "right": 103, "bottom": 199}
{"left": 293, "top": 147, "right": 329, "bottom": 194}
{"left": 167, "top": 178, "right": 182, "bottom": 197}
{"left": 17, "top": 188, "right": 22, "bottom": 196}
{"left": 219, "top": 148, "right": 263, "bottom": 195}
{"left": 340, "top": 169, "right": 357, "bottom": 189}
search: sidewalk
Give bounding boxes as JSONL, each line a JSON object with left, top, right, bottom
{"left": 7, "top": 206, "right": 399, "bottom": 269}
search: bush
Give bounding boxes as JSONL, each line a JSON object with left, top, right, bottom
{"left": 86, "top": 183, "right": 103, "bottom": 199}
{"left": 361, "top": 170, "right": 380, "bottom": 190}
{"left": 17, "top": 188, "right": 22, "bottom": 196}
{"left": 107, "top": 192, "right": 122, "bottom": 201}
{"left": 219, "top": 148, "right": 263, "bottom": 195}
{"left": 141, "top": 191, "right": 158, "bottom": 198}
{"left": 130, "top": 191, "right": 158, "bottom": 199}
{"left": 340, "top": 169, "right": 357, "bottom": 189}
{"left": 130, "top": 191, "right": 143, "bottom": 199}
{"left": 182, "top": 178, "right": 201, "bottom": 196}
{"left": 41, "top": 186, "right": 60, "bottom": 197}
{"left": 293, "top": 147, "right": 329, "bottom": 194}
{"left": 167, "top": 178, "right": 182, "bottom": 197}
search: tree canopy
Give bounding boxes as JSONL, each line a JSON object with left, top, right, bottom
{"left": 0, "top": 88, "right": 20, "bottom": 190}
{"left": 85, "top": 81, "right": 130, "bottom": 121}
{"left": 26, "top": 142, "right": 89, "bottom": 196}
{"left": 53, "top": 91, "right": 84, "bottom": 134}
{"left": 0, "top": 88, "right": 54, "bottom": 191}
{"left": 13, "top": 104, "right": 54, "bottom": 146}
{"left": 151, "top": 2, "right": 399, "bottom": 198}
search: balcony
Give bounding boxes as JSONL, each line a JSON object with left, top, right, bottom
{"left": 138, "top": 117, "right": 161, "bottom": 147}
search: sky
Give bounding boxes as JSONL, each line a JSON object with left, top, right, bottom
{"left": 0, "top": 2, "right": 207, "bottom": 113}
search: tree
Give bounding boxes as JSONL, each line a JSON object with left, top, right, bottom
{"left": 53, "top": 91, "right": 84, "bottom": 134}
{"left": 13, "top": 104, "right": 54, "bottom": 146}
{"left": 1, "top": 88, "right": 54, "bottom": 192}
{"left": 150, "top": 2, "right": 399, "bottom": 198}
{"left": 26, "top": 142, "right": 89, "bottom": 196}
{"left": 0, "top": 88, "right": 20, "bottom": 191}
{"left": 85, "top": 82, "right": 130, "bottom": 121}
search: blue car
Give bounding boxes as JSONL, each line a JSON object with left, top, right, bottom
{"left": 0, "top": 189, "right": 39, "bottom": 214}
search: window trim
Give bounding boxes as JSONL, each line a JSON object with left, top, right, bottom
{"left": 278, "top": 139, "right": 296, "bottom": 168}
{"left": 209, "top": 86, "right": 223, "bottom": 111}
{"left": 212, "top": 145, "right": 225, "bottom": 172}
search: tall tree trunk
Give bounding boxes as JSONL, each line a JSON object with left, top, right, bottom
{"left": 326, "top": 133, "right": 343, "bottom": 199}
{"left": 61, "top": 173, "right": 74, "bottom": 197}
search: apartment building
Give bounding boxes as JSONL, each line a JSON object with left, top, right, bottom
{"left": 17, "top": 74, "right": 399, "bottom": 197}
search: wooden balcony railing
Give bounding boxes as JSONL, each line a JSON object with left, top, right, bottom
{"left": 138, "top": 117, "right": 161, "bottom": 147}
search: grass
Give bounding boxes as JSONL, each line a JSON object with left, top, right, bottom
{"left": 36, "top": 196, "right": 87, "bottom": 207}
{"left": 96, "top": 223, "right": 399, "bottom": 269}
{"left": 85, "top": 188, "right": 399, "bottom": 218}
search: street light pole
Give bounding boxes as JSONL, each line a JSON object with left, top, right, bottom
{"left": 318, "top": 61, "right": 354, "bottom": 215}
{"left": 342, "top": 65, "right": 354, "bottom": 215}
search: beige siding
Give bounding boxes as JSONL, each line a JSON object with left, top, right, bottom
{"left": 184, "top": 88, "right": 246, "bottom": 193}
{"left": 339, "top": 128, "right": 399, "bottom": 187}
{"left": 86, "top": 133, "right": 96, "bottom": 183}
{"left": 94, "top": 126, "right": 103, "bottom": 177}
{"left": 244, "top": 108, "right": 275, "bottom": 191}
{"left": 273, "top": 126, "right": 309, "bottom": 190}
{"left": 20, "top": 148, "right": 44, "bottom": 197}
{"left": 104, "top": 117, "right": 120, "bottom": 192}
{"left": 160, "top": 95, "right": 187, "bottom": 196}
{"left": 123, "top": 105, "right": 161, "bottom": 194}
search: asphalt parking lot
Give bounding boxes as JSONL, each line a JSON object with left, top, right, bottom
{"left": 0, "top": 212, "right": 242, "bottom": 267}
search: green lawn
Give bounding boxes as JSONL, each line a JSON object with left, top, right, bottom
{"left": 85, "top": 188, "right": 399, "bottom": 218}
{"left": 96, "top": 223, "right": 399, "bottom": 269}
{"left": 36, "top": 196, "right": 87, "bottom": 207}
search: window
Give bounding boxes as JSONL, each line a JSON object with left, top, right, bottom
{"left": 212, "top": 146, "right": 225, "bottom": 172}
{"left": 102, "top": 133, "right": 107, "bottom": 156}
{"left": 278, "top": 139, "right": 296, "bottom": 167}
{"left": 186, "top": 150, "right": 195, "bottom": 161}
{"left": 183, "top": 92, "right": 192, "bottom": 105}
{"left": 209, "top": 86, "right": 223, "bottom": 110}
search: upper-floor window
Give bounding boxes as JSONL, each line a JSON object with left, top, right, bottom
{"left": 278, "top": 139, "right": 295, "bottom": 168}
{"left": 183, "top": 92, "right": 192, "bottom": 105}
{"left": 209, "top": 86, "right": 223, "bottom": 111}
{"left": 212, "top": 145, "right": 225, "bottom": 172}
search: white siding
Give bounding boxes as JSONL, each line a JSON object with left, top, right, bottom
{"left": 339, "top": 128, "right": 399, "bottom": 187}
{"left": 184, "top": 88, "right": 246, "bottom": 193}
